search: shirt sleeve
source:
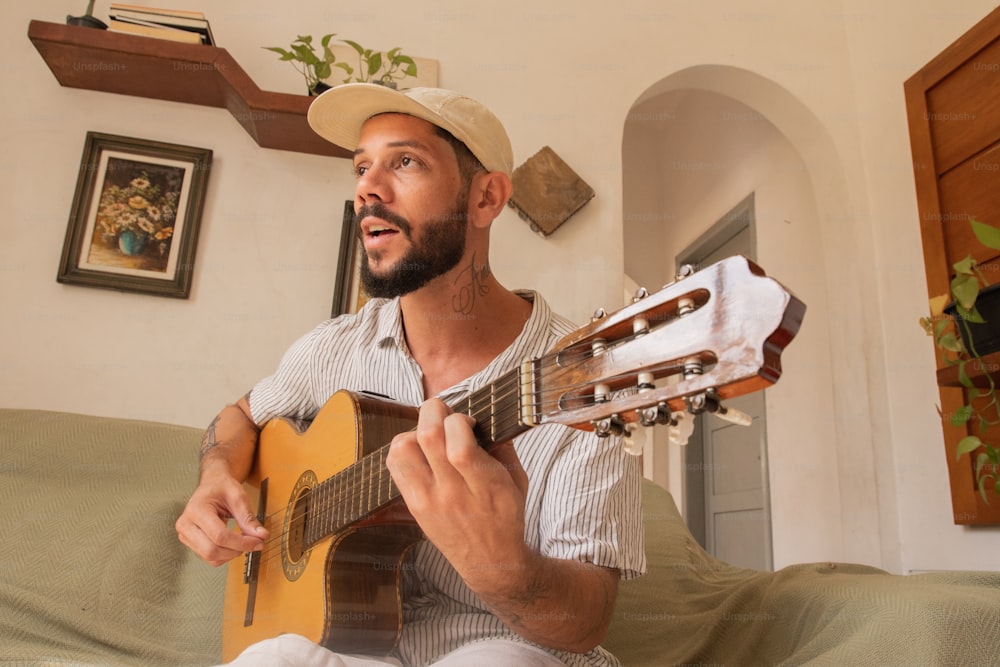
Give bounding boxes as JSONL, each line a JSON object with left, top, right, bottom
{"left": 526, "top": 425, "right": 647, "bottom": 580}
{"left": 247, "top": 322, "right": 329, "bottom": 426}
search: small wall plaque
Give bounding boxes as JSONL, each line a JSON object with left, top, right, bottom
{"left": 508, "top": 145, "right": 594, "bottom": 237}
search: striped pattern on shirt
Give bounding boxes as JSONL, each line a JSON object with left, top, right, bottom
{"left": 249, "top": 290, "right": 646, "bottom": 667}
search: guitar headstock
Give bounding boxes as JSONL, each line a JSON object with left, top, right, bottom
{"left": 527, "top": 255, "right": 805, "bottom": 433}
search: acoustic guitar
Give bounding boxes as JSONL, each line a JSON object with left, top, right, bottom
{"left": 221, "top": 255, "right": 805, "bottom": 660}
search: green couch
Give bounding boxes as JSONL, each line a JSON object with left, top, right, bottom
{"left": 2, "top": 408, "right": 999, "bottom": 666}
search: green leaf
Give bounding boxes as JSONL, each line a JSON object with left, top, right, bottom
{"left": 962, "top": 306, "right": 985, "bottom": 324}
{"left": 263, "top": 47, "right": 294, "bottom": 59}
{"left": 970, "top": 218, "right": 1000, "bottom": 251}
{"left": 367, "top": 52, "right": 383, "bottom": 76}
{"left": 951, "top": 273, "right": 981, "bottom": 310}
{"left": 953, "top": 255, "right": 976, "bottom": 276}
{"left": 956, "top": 435, "right": 982, "bottom": 460}
{"left": 937, "top": 332, "right": 963, "bottom": 353}
{"left": 934, "top": 317, "right": 951, "bottom": 338}
{"left": 343, "top": 39, "right": 365, "bottom": 55}
{"left": 975, "top": 451, "right": 990, "bottom": 474}
{"left": 958, "top": 360, "right": 974, "bottom": 388}
{"left": 951, "top": 405, "right": 974, "bottom": 426}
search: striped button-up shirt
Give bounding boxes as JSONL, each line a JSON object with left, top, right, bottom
{"left": 249, "top": 291, "right": 646, "bottom": 666}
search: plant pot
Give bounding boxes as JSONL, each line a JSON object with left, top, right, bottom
{"left": 310, "top": 82, "right": 333, "bottom": 96}
{"left": 946, "top": 282, "right": 1000, "bottom": 356}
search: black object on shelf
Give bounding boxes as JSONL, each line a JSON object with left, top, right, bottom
{"left": 67, "top": 0, "right": 107, "bottom": 29}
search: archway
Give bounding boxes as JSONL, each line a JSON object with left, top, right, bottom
{"left": 622, "top": 65, "right": 895, "bottom": 569}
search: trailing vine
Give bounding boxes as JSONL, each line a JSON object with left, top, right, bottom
{"left": 921, "top": 218, "right": 1000, "bottom": 501}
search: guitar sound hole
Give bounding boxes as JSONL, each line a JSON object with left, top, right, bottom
{"left": 282, "top": 470, "right": 317, "bottom": 581}
{"left": 287, "top": 490, "right": 309, "bottom": 562}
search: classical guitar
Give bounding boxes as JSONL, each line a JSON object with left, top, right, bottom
{"left": 221, "top": 255, "right": 806, "bottom": 660}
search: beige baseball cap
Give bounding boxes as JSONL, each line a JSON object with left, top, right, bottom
{"left": 307, "top": 83, "right": 514, "bottom": 176}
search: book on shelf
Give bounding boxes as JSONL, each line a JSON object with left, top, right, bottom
{"left": 109, "top": 3, "right": 205, "bottom": 20}
{"left": 107, "top": 4, "right": 215, "bottom": 45}
{"left": 108, "top": 19, "right": 204, "bottom": 44}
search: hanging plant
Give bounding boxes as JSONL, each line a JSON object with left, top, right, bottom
{"left": 921, "top": 218, "right": 1000, "bottom": 501}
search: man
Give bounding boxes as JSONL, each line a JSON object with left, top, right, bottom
{"left": 175, "top": 84, "right": 645, "bottom": 667}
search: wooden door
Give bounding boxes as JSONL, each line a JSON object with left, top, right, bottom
{"left": 904, "top": 5, "right": 1000, "bottom": 525}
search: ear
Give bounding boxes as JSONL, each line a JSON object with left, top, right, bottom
{"left": 468, "top": 171, "right": 513, "bottom": 230}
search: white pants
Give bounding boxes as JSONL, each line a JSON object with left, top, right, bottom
{"left": 221, "top": 634, "right": 567, "bottom": 667}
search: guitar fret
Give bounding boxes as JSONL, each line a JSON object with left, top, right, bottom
{"left": 362, "top": 454, "right": 371, "bottom": 519}
{"left": 366, "top": 454, "right": 375, "bottom": 518}
{"left": 349, "top": 458, "right": 358, "bottom": 523}
{"left": 490, "top": 383, "right": 496, "bottom": 442}
{"left": 332, "top": 473, "right": 342, "bottom": 533}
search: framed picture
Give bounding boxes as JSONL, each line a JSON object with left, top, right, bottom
{"left": 57, "top": 132, "right": 213, "bottom": 298}
{"left": 331, "top": 200, "right": 369, "bottom": 316}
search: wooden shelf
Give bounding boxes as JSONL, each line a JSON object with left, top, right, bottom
{"left": 937, "top": 350, "right": 1000, "bottom": 388}
{"left": 27, "top": 20, "right": 350, "bottom": 159}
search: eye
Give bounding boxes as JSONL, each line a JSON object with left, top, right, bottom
{"left": 353, "top": 164, "right": 368, "bottom": 178}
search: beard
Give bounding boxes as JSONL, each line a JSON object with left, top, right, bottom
{"left": 355, "top": 194, "right": 469, "bottom": 299}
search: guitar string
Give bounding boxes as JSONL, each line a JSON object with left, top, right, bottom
{"left": 246, "top": 335, "right": 648, "bottom": 565}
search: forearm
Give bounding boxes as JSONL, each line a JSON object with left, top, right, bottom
{"left": 198, "top": 394, "right": 260, "bottom": 483}
{"left": 469, "top": 548, "right": 619, "bottom": 654}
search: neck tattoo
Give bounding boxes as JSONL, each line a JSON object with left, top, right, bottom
{"left": 452, "top": 254, "right": 491, "bottom": 315}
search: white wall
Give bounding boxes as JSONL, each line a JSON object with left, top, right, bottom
{"left": 2, "top": 0, "right": 998, "bottom": 572}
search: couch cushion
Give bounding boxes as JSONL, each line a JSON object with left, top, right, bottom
{"left": 0, "top": 409, "right": 224, "bottom": 666}
{"left": 604, "top": 477, "right": 1000, "bottom": 666}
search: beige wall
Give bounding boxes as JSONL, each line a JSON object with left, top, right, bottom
{"left": 2, "top": 0, "right": 998, "bottom": 572}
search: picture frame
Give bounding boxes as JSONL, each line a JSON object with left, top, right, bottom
{"left": 331, "top": 200, "right": 369, "bottom": 316}
{"left": 57, "top": 132, "right": 213, "bottom": 298}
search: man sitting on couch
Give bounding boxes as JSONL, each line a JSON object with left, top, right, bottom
{"left": 174, "top": 83, "right": 645, "bottom": 667}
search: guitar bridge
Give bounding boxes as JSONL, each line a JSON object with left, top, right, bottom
{"left": 242, "top": 477, "right": 267, "bottom": 626}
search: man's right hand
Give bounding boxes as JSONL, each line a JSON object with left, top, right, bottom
{"left": 175, "top": 470, "right": 269, "bottom": 567}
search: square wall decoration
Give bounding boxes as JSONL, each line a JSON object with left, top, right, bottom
{"left": 508, "top": 145, "right": 594, "bottom": 237}
{"left": 57, "top": 132, "right": 213, "bottom": 298}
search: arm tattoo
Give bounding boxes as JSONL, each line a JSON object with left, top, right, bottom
{"left": 199, "top": 415, "right": 221, "bottom": 459}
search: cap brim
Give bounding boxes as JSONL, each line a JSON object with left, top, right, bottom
{"left": 307, "top": 83, "right": 449, "bottom": 154}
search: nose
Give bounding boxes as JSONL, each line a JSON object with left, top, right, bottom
{"left": 355, "top": 163, "right": 390, "bottom": 208}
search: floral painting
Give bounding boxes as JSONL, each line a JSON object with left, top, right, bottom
{"left": 58, "top": 133, "right": 212, "bottom": 298}
{"left": 88, "top": 158, "right": 184, "bottom": 273}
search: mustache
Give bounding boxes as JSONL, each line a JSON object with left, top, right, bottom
{"left": 353, "top": 203, "right": 412, "bottom": 236}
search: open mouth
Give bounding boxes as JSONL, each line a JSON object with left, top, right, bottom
{"left": 367, "top": 224, "right": 397, "bottom": 238}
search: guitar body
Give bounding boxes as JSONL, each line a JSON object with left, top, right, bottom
{"left": 222, "top": 390, "right": 423, "bottom": 661}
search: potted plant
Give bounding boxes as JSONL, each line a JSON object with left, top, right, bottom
{"left": 921, "top": 217, "right": 1000, "bottom": 501}
{"left": 263, "top": 34, "right": 351, "bottom": 96}
{"left": 265, "top": 35, "right": 417, "bottom": 95}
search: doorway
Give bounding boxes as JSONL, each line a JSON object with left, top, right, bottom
{"left": 678, "top": 194, "right": 773, "bottom": 571}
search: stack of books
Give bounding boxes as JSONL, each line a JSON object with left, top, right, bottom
{"left": 107, "top": 4, "right": 215, "bottom": 45}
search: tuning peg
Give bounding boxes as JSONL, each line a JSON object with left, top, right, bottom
{"left": 622, "top": 423, "right": 647, "bottom": 456}
{"left": 591, "top": 307, "right": 607, "bottom": 322}
{"left": 686, "top": 390, "right": 753, "bottom": 427}
{"left": 715, "top": 404, "right": 753, "bottom": 426}
{"left": 592, "top": 414, "right": 625, "bottom": 438}
{"left": 632, "top": 287, "right": 649, "bottom": 303}
{"left": 668, "top": 411, "right": 694, "bottom": 445}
